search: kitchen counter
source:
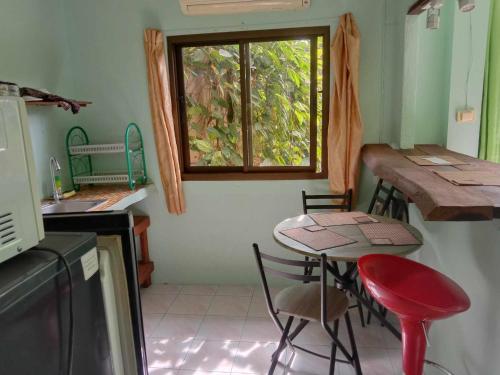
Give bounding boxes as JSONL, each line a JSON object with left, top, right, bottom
{"left": 42, "top": 184, "right": 153, "bottom": 212}
{"left": 362, "top": 144, "right": 500, "bottom": 221}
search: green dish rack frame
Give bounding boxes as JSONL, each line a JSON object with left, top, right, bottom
{"left": 66, "top": 123, "right": 147, "bottom": 190}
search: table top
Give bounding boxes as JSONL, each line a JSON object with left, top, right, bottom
{"left": 273, "top": 214, "right": 423, "bottom": 262}
{"left": 362, "top": 144, "right": 500, "bottom": 221}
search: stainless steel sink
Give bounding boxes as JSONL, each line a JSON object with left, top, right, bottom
{"left": 41, "top": 199, "right": 106, "bottom": 215}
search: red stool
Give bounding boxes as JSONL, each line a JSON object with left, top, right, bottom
{"left": 358, "top": 254, "right": 470, "bottom": 375}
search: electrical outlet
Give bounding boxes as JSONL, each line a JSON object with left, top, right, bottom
{"left": 456, "top": 107, "right": 475, "bottom": 123}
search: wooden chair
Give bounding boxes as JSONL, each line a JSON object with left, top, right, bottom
{"left": 133, "top": 216, "right": 154, "bottom": 287}
{"left": 301, "top": 189, "right": 366, "bottom": 327}
{"left": 253, "top": 244, "right": 362, "bottom": 375}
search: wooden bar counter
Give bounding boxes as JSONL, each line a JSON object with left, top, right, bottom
{"left": 362, "top": 144, "right": 500, "bottom": 221}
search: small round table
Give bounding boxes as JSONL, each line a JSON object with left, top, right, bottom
{"left": 273, "top": 213, "right": 423, "bottom": 339}
{"left": 273, "top": 214, "right": 423, "bottom": 262}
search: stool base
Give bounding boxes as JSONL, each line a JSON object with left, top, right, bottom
{"left": 424, "top": 360, "right": 454, "bottom": 375}
{"left": 400, "top": 319, "right": 431, "bottom": 375}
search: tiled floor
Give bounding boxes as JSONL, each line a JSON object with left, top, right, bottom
{"left": 141, "top": 284, "right": 404, "bottom": 375}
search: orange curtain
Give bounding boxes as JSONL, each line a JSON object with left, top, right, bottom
{"left": 144, "top": 29, "right": 186, "bottom": 214}
{"left": 328, "top": 13, "right": 364, "bottom": 204}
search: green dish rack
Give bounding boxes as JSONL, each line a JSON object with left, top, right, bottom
{"left": 66, "top": 123, "right": 147, "bottom": 190}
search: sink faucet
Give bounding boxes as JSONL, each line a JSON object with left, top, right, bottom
{"left": 49, "top": 156, "right": 63, "bottom": 203}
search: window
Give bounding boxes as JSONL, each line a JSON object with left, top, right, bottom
{"left": 167, "top": 27, "right": 330, "bottom": 180}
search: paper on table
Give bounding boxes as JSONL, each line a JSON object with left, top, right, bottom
{"left": 370, "top": 238, "right": 393, "bottom": 246}
{"left": 421, "top": 156, "right": 452, "bottom": 165}
{"left": 309, "top": 211, "right": 378, "bottom": 227}
{"left": 358, "top": 223, "right": 421, "bottom": 246}
{"left": 406, "top": 155, "right": 468, "bottom": 166}
{"left": 434, "top": 170, "right": 500, "bottom": 186}
{"left": 279, "top": 227, "right": 357, "bottom": 251}
{"left": 304, "top": 225, "right": 326, "bottom": 232}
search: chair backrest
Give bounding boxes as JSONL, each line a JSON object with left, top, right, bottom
{"left": 253, "top": 243, "right": 326, "bottom": 314}
{"left": 368, "top": 179, "right": 409, "bottom": 223}
{"left": 301, "top": 189, "right": 353, "bottom": 214}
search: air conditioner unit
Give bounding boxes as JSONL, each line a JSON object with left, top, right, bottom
{"left": 179, "top": 0, "right": 311, "bottom": 16}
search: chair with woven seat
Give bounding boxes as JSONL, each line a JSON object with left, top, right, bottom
{"left": 358, "top": 254, "right": 471, "bottom": 375}
{"left": 253, "top": 243, "right": 362, "bottom": 375}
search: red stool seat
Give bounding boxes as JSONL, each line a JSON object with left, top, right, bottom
{"left": 358, "top": 254, "right": 470, "bottom": 375}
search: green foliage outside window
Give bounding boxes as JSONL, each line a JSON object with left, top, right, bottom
{"left": 182, "top": 39, "right": 321, "bottom": 168}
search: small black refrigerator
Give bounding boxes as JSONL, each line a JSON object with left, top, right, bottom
{"left": 42, "top": 210, "right": 148, "bottom": 375}
{"left": 0, "top": 210, "right": 147, "bottom": 375}
{"left": 0, "top": 231, "right": 113, "bottom": 374}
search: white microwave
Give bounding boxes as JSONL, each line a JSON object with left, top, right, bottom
{"left": 0, "top": 96, "right": 44, "bottom": 263}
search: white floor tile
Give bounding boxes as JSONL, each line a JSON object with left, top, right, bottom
{"left": 144, "top": 283, "right": 182, "bottom": 295}
{"left": 247, "top": 295, "right": 269, "bottom": 318}
{"left": 181, "top": 285, "right": 218, "bottom": 296}
{"left": 385, "top": 349, "right": 402, "bottom": 374}
{"left": 153, "top": 314, "right": 203, "bottom": 340}
{"left": 148, "top": 368, "right": 177, "bottom": 375}
{"left": 197, "top": 316, "right": 245, "bottom": 341}
{"left": 232, "top": 341, "right": 281, "bottom": 374}
{"left": 380, "top": 322, "right": 402, "bottom": 349}
{"left": 253, "top": 287, "right": 282, "bottom": 300}
{"left": 168, "top": 295, "right": 214, "bottom": 315}
{"left": 142, "top": 293, "right": 177, "bottom": 314}
{"left": 241, "top": 317, "right": 282, "bottom": 342}
{"left": 146, "top": 337, "right": 192, "bottom": 369}
{"left": 216, "top": 285, "right": 254, "bottom": 297}
{"left": 143, "top": 314, "right": 164, "bottom": 338}
{"left": 285, "top": 345, "right": 335, "bottom": 375}
{"left": 351, "top": 323, "right": 384, "bottom": 348}
{"left": 176, "top": 371, "right": 230, "bottom": 375}
{"left": 292, "top": 321, "right": 333, "bottom": 346}
{"left": 142, "top": 285, "right": 402, "bottom": 375}
{"left": 358, "top": 346, "right": 397, "bottom": 375}
{"left": 207, "top": 296, "right": 251, "bottom": 317}
{"left": 181, "top": 340, "right": 237, "bottom": 372}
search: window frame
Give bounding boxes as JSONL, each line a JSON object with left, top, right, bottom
{"left": 167, "top": 26, "right": 330, "bottom": 181}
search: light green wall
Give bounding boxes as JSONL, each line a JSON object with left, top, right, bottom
{"left": 61, "top": 0, "right": 392, "bottom": 283}
{"left": 400, "top": 0, "right": 490, "bottom": 151}
{"left": 0, "top": 0, "right": 76, "bottom": 197}
{"left": 446, "top": 0, "right": 491, "bottom": 156}
{"left": 381, "top": 0, "right": 412, "bottom": 147}
{"left": 400, "top": 1, "right": 454, "bottom": 148}
{"left": 414, "top": 2, "right": 454, "bottom": 145}
{"left": 409, "top": 205, "right": 500, "bottom": 374}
